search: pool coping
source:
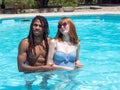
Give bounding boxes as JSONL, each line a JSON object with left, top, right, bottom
{"left": 0, "top": 11, "right": 120, "bottom": 19}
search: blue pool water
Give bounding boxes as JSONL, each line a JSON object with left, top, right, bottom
{"left": 0, "top": 14, "right": 120, "bottom": 90}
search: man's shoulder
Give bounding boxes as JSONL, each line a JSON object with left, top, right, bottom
{"left": 20, "top": 38, "right": 29, "bottom": 46}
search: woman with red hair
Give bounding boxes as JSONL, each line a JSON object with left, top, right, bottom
{"left": 47, "top": 17, "right": 83, "bottom": 70}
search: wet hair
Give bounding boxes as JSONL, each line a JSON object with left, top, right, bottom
{"left": 55, "top": 17, "right": 79, "bottom": 44}
{"left": 27, "top": 15, "right": 49, "bottom": 65}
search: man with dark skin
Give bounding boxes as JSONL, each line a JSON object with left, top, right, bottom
{"left": 17, "top": 15, "right": 53, "bottom": 73}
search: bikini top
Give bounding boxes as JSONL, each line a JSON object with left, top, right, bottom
{"left": 53, "top": 40, "right": 77, "bottom": 68}
{"left": 53, "top": 50, "right": 76, "bottom": 68}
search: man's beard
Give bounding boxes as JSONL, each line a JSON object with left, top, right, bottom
{"left": 33, "top": 30, "right": 44, "bottom": 37}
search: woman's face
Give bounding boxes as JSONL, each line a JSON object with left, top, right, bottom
{"left": 59, "top": 21, "right": 70, "bottom": 35}
{"left": 32, "top": 19, "right": 44, "bottom": 36}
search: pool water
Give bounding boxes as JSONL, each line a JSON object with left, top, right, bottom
{"left": 0, "top": 14, "right": 120, "bottom": 90}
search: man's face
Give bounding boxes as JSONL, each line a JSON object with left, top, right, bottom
{"left": 32, "top": 19, "right": 44, "bottom": 36}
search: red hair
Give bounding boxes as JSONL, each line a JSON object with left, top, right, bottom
{"left": 55, "top": 17, "right": 79, "bottom": 44}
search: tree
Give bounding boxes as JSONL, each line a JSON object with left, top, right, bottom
{"left": 35, "top": 0, "right": 49, "bottom": 8}
{"left": 1, "top": 0, "right": 5, "bottom": 9}
{"left": 85, "top": 0, "right": 93, "bottom": 4}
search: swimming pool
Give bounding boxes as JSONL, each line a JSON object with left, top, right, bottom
{"left": 0, "top": 14, "right": 120, "bottom": 90}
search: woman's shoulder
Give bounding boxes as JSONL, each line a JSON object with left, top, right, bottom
{"left": 78, "top": 41, "right": 80, "bottom": 45}
{"left": 47, "top": 37, "right": 51, "bottom": 40}
{"left": 50, "top": 38, "right": 57, "bottom": 44}
{"left": 75, "top": 41, "right": 80, "bottom": 47}
{"left": 47, "top": 37, "right": 51, "bottom": 44}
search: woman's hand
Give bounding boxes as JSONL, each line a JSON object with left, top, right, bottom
{"left": 75, "top": 64, "right": 83, "bottom": 69}
{"left": 75, "top": 60, "right": 83, "bottom": 69}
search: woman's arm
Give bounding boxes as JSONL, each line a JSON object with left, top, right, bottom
{"left": 75, "top": 42, "right": 83, "bottom": 68}
{"left": 47, "top": 39, "right": 56, "bottom": 65}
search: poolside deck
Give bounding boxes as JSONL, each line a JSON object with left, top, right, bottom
{"left": 74, "top": 5, "right": 120, "bottom": 13}
{"left": 0, "top": 5, "right": 120, "bottom": 18}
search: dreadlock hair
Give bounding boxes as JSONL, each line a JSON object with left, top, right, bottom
{"left": 27, "top": 15, "right": 49, "bottom": 65}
